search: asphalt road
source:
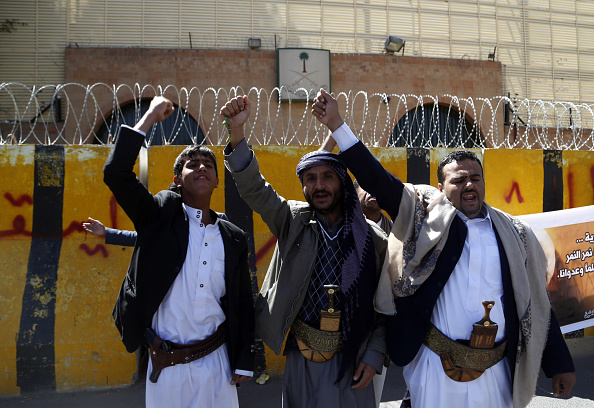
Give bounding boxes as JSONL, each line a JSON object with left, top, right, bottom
{"left": 1, "top": 336, "right": 593, "bottom": 407}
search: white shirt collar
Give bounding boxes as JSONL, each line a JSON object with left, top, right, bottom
{"left": 456, "top": 205, "right": 491, "bottom": 224}
{"left": 182, "top": 203, "right": 218, "bottom": 226}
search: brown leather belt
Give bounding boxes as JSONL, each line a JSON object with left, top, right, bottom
{"left": 423, "top": 323, "right": 507, "bottom": 382}
{"left": 148, "top": 323, "right": 226, "bottom": 372}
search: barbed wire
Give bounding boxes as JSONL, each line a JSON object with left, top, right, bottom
{"left": 1, "top": 82, "right": 593, "bottom": 150}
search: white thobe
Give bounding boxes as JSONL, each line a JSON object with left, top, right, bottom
{"left": 331, "top": 123, "right": 512, "bottom": 408}
{"left": 145, "top": 205, "right": 249, "bottom": 408}
{"left": 403, "top": 210, "right": 513, "bottom": 408}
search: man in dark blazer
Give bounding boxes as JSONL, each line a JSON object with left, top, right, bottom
{"left": 104, "top": 96, "right": 254, "bottom": 407}
{"left": 312, "top": 89, "right": 575, "bottom": 408}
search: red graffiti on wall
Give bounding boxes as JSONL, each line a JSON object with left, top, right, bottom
{"left": 109, "top": 195, "right": 118, "bottom": 229}
{"left": 565, "top": 167, "right": 594, "bottom": 209}
{"left": 65, "top": 221, "right": 85, "bottom": 236}
{"left": 79, "top": 243, "right": 108, "bottom": 258}
{"left": 0, "top": 214, "right": 85, "bottom": 239}
{"left": 568, "top": 172, "right": 575, "bottom": 208}
{"left": 0, "top": 192, "right": 120, "bottom": 259}
{"left": 4, "top": 192, "right": 33, "bottom": 206}
{"left": 251, "top": 236, "right": 278, "bottom": 268}
{"left": 0, "top": 215, "right": 31, "bottom": 238}
{"left": 505, "top": 182, "right": 524, "bottom": 204}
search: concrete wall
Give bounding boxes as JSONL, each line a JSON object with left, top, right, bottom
{"left": 1, "top": 144, "right": 593, "bottom": 395}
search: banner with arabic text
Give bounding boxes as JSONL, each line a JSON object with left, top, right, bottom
{"left": 520, "top": 206, "right": 594, "bottom": 333}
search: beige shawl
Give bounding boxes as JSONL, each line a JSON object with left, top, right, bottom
{"left": 374, "top": 183, "right": 552, "bottom": 408}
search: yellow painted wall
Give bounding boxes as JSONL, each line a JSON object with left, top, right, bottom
{"left": 484, "top": 149, "right": 545, "bottom": 216}
{"left": 54, "top": 147, "right": 136, "bottom": 390}
{"left": 1, "top": 144, "right": 593, "bottom": 395}
{"left": 0, "top": 146, "right": 35, "bottom": 394}
{"left": 564, "top": 151, "right": 594, "bottom": 209}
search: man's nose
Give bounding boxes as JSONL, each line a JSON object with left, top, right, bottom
{"left": 313, "top": 177, "right": 325, "bottom": 189}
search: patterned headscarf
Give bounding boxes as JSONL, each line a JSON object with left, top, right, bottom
{"left": 296, "top": 151, "right": 377, "bottom": 380}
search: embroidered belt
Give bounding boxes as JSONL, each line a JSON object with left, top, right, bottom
{"left": 423, "top": 323, "right": 506, "bottom": 382}
{"left": 291, "top": 317, "right": 342, "bottom": 361}
{"left": 146, "top": 323, "right": 226, "bottom": 382}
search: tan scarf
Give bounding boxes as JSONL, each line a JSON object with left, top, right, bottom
{"left": 374, "top": 183, "right": 551, "bottom": 408}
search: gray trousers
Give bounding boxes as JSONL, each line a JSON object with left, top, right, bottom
{"left": 282, "top": 349, "right": 375, "bottom": 408}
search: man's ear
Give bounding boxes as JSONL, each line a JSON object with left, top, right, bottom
{"left": 214, "top": 176, "right": 219, "bottom": 189}
{"left": 438, "top": 183, "right": 444, "bottom": 192}
{"left": 173, "top": 175, "right": 181, "bottom": 188}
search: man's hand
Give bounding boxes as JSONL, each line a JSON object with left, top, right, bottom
{"left": 220, "top": 96, "right": 251, "bottom": 129}
{"left": 230, "top": 373, "right": 252, "bottom": 385}
{"left": 133, "top": 96, "right": 175, "bottom": 134}
{"left": 220, "top": 96, "right": 251, "bottom": 149}
{"left": 82, "top": 217, "right": 106, "bottom": 237}
{"left": 351, "top": 362, "right": 376, "bottom": 390}
{"left": 552, "top": 371, "right": 576, "bottom": 397}
{"left": 311, "top": 88, "right": 344, "bottom": 132}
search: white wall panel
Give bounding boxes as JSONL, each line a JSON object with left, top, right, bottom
{"left": 105, "top": 0, "right": 144, "bottom": 47}
{"left": 0, "top": 0, "right": 592, "bottom": 104}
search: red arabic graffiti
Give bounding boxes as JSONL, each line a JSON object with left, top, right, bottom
{"left": 79, "top": 243, "right": 108, "bottom": 257}
{"left": 566, "top": 167, "right": 594, "bottom": 209}
{"left": 109, "top": 195, "right": 118, "bottom": 229}
{"left": 4, "top": 192, "right": 33, "bottom": 207}
{"left": 568, "top": 172, "right": 575, "bottom": 208}
{"left": 251, "top": 236, "right": 277, "bottom": 268}
{"left": 0, "top": 214, "right": 86, "bottom": 239}
{"left": 1, "top": 192, "right": 112, "bottom": 258}
{"left": 0, "top": 215, "right": 31, "bottom": 238}
{"left": 505, "top": 181, "right": 524, "bottom": 204}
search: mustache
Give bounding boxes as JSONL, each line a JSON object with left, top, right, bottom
{"left": 461, "top": 188, "right": 477, "bottom": 196}
{"left": 312, "top": 189, "right": 332, "bottom": 197}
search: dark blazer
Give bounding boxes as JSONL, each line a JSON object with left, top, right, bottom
{"left": 105, "top": 228, "right": 136, "bottom": 246}
{"left": 103, "top": 126, "right": 255, "bottom": 373}
{"left": 340, "top": 141, "right": 574, "bottom": 379}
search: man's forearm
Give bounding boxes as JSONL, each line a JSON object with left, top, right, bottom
{"left": 320, "top": 130, "right": 338, "bottom": 152}
{"left": 105, "top": 228, "right": 137, "bottom": 247}
{"left": 331, "top": 123, "right": 359, "bottom": 152}
{"left": 224, "top": 139, "right": 252, "bottom": 173}
{"left": 337, "top": 133, "right": 404, "bottom": 219}
{"left": 229, "top": 125, "right": 245, "bottom": 150}
{"left": 133, "top": 111, "right": 159, "bottom": 134}
{"left": 103, "top": 126, "right": 155, "bottom": 230}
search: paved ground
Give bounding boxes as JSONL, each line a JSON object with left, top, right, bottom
{"left": 1, "top": 336, "right": 593, "bottom": 407}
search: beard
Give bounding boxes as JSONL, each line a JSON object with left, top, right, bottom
{"left": 458, "top": 189, "right": 483, "bottom": 218}
{"left": 305, "top": 188, "right": 343, "bottom": 215}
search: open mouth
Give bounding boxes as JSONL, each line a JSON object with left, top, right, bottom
{"left": 313, "top": 191, "right": 331, "bottom": 202}
{"left": 462, "top": 191, "right": 477, "bottom": 203}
